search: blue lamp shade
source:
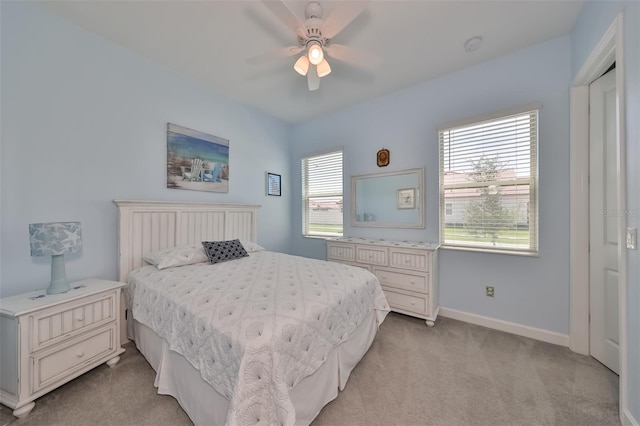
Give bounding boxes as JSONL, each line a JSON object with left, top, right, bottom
{"left": 29, "top": 222, "right": 82, "bottom": 295}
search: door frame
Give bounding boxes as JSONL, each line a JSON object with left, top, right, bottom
{"left": 569, "top": 13, "right": 628, "bottom": 422}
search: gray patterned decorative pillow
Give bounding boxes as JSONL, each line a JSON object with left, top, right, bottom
{"left": 201, "top": 239, "right": 249, "bottom": 264}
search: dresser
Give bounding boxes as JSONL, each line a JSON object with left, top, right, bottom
{"left": 0, "top": 279, "right": 125, "bottom": 418}
{"left": 327, "top": 237, "right": 439, "bottom": 326}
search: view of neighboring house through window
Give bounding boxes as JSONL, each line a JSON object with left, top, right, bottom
{"left": 439, "top": 109, "right": 538, "bottom": 253}
{"left": 301, "top": 149, "right": 344, "bottom": 237}
{"left": 445, "top": 202, "right": 453, "bottom": 216}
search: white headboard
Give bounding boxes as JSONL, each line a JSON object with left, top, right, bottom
{"left": 114, "top": 200, "right": 260, "bottom": 282}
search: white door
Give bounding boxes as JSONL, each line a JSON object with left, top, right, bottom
{"left": 589, "top": 68, "right": 619, "bottom": 374}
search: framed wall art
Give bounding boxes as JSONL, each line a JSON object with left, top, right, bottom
{"left": 166, "top": 123, "right": 230, "bottom": 193}
{"left": 266, "top": 172, "right": 281, "bottom": 196}
{"left": 376, "top": 148, "right": 390, "bottom": 167}
{"left": 396, "top": 188, "right": 416, "bottom": 209}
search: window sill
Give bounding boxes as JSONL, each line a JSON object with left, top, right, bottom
{"left": 302, "top": 235, "right": 342, "bottom": 241}
{"left": 441, "top": 244, "right": 539, "bottom": 257}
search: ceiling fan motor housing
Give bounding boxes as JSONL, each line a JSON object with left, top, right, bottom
{"left": 299, "top": 18, "right": 328, "bottom": 47}
{"left": 298, "top": 2, "right": 329, "bottom": 47}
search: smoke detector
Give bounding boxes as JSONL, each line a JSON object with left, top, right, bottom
{"left": 464, "top": 36, "right": 483, "bottom": 52}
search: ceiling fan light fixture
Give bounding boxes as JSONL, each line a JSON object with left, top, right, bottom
{"left": 307, "top": 41, "right": 324, "bottom": 65}
{"left": 294, "top": 55, "right": 310, "bottom": 76}
{"left": 316, "top": 58, "right": 331, "bottom": 77}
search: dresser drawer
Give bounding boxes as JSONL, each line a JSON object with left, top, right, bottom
{"left": 374, "top": 268, "right": 428, "bottom": 294}
{"left": 31, "top": 324, "right": 117, "bottom": 393}
{"left": 356, "top": 247, "right": 387, "bottom": 266}
{"left": 30, "top": 291, "right": 117, "bottom": 352}
{"left": 327, "top": 243, "right": 356, "bottom": 262}
{"left": 389, "top": 249, "right": 430, "bottom": 271}
{"left": 382, "top": 287, "right": 429, "bottom": 316}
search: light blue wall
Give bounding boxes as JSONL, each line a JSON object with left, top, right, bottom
{"left": 291, "top": 36, "right": 572, "bottom": 335}
{"left": 572, "top": 2, "right": 640, "bottom": 423}
{"left": 2, "top": 2, "right": 637, "bottom": 421}
{"left": 0, "top": 2, "right": 292, "bottom": 297}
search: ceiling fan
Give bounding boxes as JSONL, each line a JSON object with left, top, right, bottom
{"left": 250, "top": 0, "right": 378, "bottom": 91}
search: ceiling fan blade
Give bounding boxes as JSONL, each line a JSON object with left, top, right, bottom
{"left": 247, "top": 45, "right": 304, "bottom": 65}
{"left": 307, "top": 66, "right": 320, "bottom": 91}
{"left": 320, "top": 1, "right": 369, "bottom": 39}
{"left": 325, "top": 44, "right": 379, "bottom": 69}
{"left": 261, "top": 1, "right": 307, "bottom": 39}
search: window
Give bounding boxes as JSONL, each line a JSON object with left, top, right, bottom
{"left": 445, "top": 203, "right": 453, "bottom": 216}
{"left": 439, "top": 109, "right": 538, "bottom": 253}
{"left": 302, "top": 149, "right": 343, "bottom": 237}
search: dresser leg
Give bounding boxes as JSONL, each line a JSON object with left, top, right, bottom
{"left": 425, "top": 320, "right": 435, "bottom": 327}
{"left": 13, "top": 402, "right": 35, "bottom": 418}
{"left": 106, "top": 356, "right": 121, "bottom": 368}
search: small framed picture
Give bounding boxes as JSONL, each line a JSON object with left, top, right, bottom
{"left": 266, "top": 172, "right": 281, "bottom": 196}
{"left": 396, "top": 188, "right": 416, "bottom": 209}
{"left": 376, "top": 148, "right": 390, "bottom": 167}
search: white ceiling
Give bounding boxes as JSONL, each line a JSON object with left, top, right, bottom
{"left": 37, "top": 0, "right": 584, "bottom": 124}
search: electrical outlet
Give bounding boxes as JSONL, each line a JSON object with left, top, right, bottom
{"left": 485, "top": 286, "right": 495, "bottom": 297}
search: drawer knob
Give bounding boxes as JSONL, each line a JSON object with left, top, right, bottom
{"left": 76, "top": 318, "right": 84, "bottom": 322}
{"left": 405, "top": 259, "right": 410, "bottom": 263}
{"left": 411, "top": 280, "right": 415, "bottom": 284}
{"left": 410, "top": 301, "right": 416, "bottom": 306}
{"left": 76, "top": 352, "right": 85, "bottom": 358}
{"left": 382, "top": 275, "right": 387, "bottom": 279}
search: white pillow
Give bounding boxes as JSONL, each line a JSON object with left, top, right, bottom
{"left": 143, "top": 245, "right": 208, "bottom": 269}
{"left": 240, "top": 240, "right": 265, "bottom": 253}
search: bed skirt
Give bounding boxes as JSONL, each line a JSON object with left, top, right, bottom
{"left": 129, "top": 310, "right": 378, "bottom": 426}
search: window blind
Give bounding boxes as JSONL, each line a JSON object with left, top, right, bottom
{"left": 440, "top": 110, "right": 538, "bottom": 253}
{"left": 301, "top": 150, "right": 343, "bottom": 237}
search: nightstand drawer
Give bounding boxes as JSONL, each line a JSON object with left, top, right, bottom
{"left": 32, "top": 324, "right": 117, "bottom": 393}
{"left": 375, "top": 268, "right": 428, "bottom": 294}
{"left": 382, "top": 287, "right": 429, "bottom": 316}
{"left": 30, "top": 291, "right": 117, "bottom": 352}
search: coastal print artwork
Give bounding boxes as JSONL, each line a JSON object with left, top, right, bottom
{"left": 167, "top": 123, "right": 230, "bottom": 193}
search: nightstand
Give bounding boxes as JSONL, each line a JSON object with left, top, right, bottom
{"left": 0, "top": 279, "right": 125, "bottom": 418}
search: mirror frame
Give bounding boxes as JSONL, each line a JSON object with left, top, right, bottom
{"left": 351, "top": 167, "right": 425, "bottom": 228}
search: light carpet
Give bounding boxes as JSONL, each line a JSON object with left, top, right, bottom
{"left": 1, "top": 313, "right": 619, "bottom": 426}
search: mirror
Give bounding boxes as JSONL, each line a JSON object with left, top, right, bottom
{"left": 351, "top": 168, "right": 425, "bottom": 228}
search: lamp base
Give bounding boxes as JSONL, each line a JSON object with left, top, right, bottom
{"left": 47, "top": 254, "right": 70, "bottom": 295}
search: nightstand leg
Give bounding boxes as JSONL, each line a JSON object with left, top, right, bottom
{"left": 425, "top": 320, "right": 435, "bottom": 327}
{"left": 13, "top": 402, "right": 35, "bottom": 418}
{"left": 106, "top": 356, "right": 121, "bottom": 368}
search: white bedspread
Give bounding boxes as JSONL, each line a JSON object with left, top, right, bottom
{"left": 126, "top": 251, "right": 389, "bottom": 426}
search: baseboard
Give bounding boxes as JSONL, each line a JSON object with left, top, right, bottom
{"left": 439, "top": 307, "right": 570, "bottom": 347}
{"left": 622, "top": 408, "right": 640, "bottom": 426}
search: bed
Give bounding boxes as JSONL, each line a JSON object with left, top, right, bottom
{"left": 114, "top": 200, "right": 390, "bottom": 426}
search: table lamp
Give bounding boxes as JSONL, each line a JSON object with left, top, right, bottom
{"left": 29, "top": 222, "right": 82, "bottom": 295}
